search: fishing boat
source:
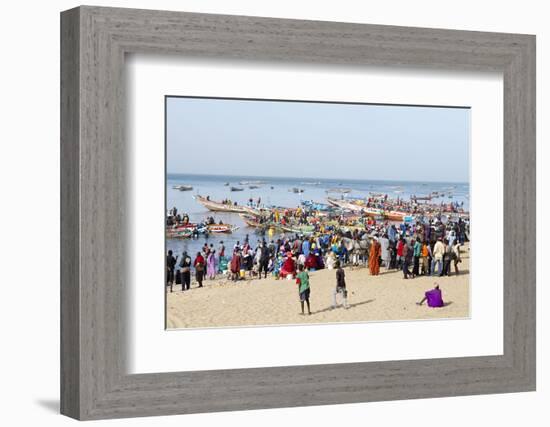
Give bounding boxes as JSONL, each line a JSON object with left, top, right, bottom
{"left": 224, "top": 182, "right": 230, "bottom": 186}
{"left": 239, "top": 213, "right": 262, "bottom": 227}
{"left": 326, "top": 188, "right": 352, "bottom": 194}
{"left": 239, "top": 214, "right": 279, "bottom": 233}
{"left": 289, "top": 187, "right": 304, "bottom": 193}
{"left": 301, "top": 200, "right": 331, "bottom": 211}
{"left": 280, "top": 224, "right": 315, "bottom": 235}
{"left": 230, "top": 186, "right": 244, "bottom": 192}
{"left": 166, "top": 227, "right": 194, "bottom": 239}
{"left": 172, "top": 185, "right": 193, "bottom": 191}
{"left": 207, "top": 224, "right": 239, "bottom": 233}
{"left": 249, "top": 185, "right": 260, "bottom": 189}
{"left": 239, "top": 180, "right": 264, "bottom": 185}
{"left": 194, "top": 195, "right": 260, "bottom": 215}
{"left": 327, "top": 198, "right": 409, "bottom": 221}
{"left": 383, "top": 210, "right": 410, "bottom": 221}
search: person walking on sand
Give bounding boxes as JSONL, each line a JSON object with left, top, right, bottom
{"left": 179, "top": 251, "right": 192, "bottom": 291}
{"left": 368, "top": 237, "right": 381, "bottom": 275}
{"left": 332, "top": 261, "right": 349, "bottom": 309}
{"left": 441, "top": 238, "right": 452, "bottom": 276}
{"left": 206, "top": 249, "right": 217, "bottom": 280}
{"left": 432, "top": 238, "right": 445, "bottom": 276}
{"left": 412, "top": 237, "right": 422, "bottom": 276}
{"left": 230, "top": 250, "right": 241, "bottom": 281}
{"left": 421, "top": 240, "right": 430, "bottom": 275}
{"left": 379, "top": 234, "right": 390, "bottom": 270}
{"left": 194, "top": 252, "right": 205, "bottom": 288}
{"left": 166, "top": 250, "right": 177, "bottom": 293}
{"left": 396, "top": 238, "right": 405, "bottom": 269}
{"left": 296, "top": 264, "right": 311, "bottom": 315}
{"left": 452, "top": 241, "right": 462, "bottom": 275}
{"left": 402, "top": 240, "right": 413, "bottom": 279}
{"left": 258, "top": 244, "right": 270, "bottom": 279}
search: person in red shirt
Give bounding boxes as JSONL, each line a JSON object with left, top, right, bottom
{"left": 280, "top": 252, "right": 296, "bottom": 279}
{"left": 396, "top": 238, "right": 405, "bottom": 269}
{"left": 229, "top": 250, "right": 241, "bottom": 281}
{"left": 194, "top": 252, "right": 205, "bottom": 288}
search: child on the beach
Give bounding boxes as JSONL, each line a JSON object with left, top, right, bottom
{"left": 296, "top": 264, "right": 311, "bottom": 315}
{"left": 332, "top": 261, "right": 349, "bottom": 309}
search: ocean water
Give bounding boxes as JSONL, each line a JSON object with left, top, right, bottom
{"left": 166, "top": 173, "right": 469, "bottom": 258}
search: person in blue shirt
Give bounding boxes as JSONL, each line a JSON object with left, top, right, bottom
{"left": 302, "top": 239, "right": 310, "bottom": 257}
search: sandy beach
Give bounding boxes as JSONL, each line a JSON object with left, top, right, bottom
{"left": 166, "top": 244, "right": 470, "bottom": 329}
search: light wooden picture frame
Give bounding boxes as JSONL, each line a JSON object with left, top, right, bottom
{"left": 60, "top": 5, "right": 536, "bottom": 420}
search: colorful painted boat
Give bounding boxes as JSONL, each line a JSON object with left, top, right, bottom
{"left": 207, "top": 224, "right": 239, "bottom": 233}
{"left": 166, "top": 228, "right": 194, "bottom": 239}
{"left": 194, "top": 195, "right": 260, "bottom": 216}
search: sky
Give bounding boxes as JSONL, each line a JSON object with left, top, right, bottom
{"left": 166, "top": 97, "right": 470, "bottom": 183}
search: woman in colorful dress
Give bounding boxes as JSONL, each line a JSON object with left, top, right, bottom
{"left": 368, "top": 237, "right": 381, "bottom": 276}
{"left": 206, "top": 249, "right": 217, "bottom": 280}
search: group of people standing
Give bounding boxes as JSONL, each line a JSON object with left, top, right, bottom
{"left": 166, "top": 241, "right": 226, "bottom": 292}
{"left": 395, "top": 235, "right": 462, "bottom": 279}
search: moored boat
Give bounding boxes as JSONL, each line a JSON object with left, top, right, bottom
{"left": 326, "top": 188, "right": 352, "bottom": 194}
{"left": 194, "top": 195, "right": 260, "bottom": 215}
{"left": 207, "top": 224, "right": 239, "bottom": 233}
{"left": 173, "top": 184, "right": 194, "bottom": 191}
{"left": 289, "top": 187, "right": 304, "bottom": 193}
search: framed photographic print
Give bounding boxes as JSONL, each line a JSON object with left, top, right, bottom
{"left": 61, "top": 6, "right": 536, "bottom": 420}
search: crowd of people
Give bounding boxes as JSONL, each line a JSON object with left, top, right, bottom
{"left": 166, "top": 215, "right": 467, "bottom": 315}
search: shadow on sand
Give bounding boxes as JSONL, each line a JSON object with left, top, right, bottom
{"left": 311, "top": 298, "right": 375, "bottom": 315}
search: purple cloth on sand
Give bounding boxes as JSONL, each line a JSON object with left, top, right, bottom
{"left": 425, "top": 288, "right": 444, "bottom": 308}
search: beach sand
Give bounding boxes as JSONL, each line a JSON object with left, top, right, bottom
{"left": 166, "top": 244, "right": 470, "bottom": 329}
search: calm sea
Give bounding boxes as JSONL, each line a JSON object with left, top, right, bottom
{"left": 166, "top": 173, "right": 469, "bottom": 258}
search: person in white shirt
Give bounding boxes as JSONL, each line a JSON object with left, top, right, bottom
{"left": 431, "top": 238, "right": 445, "bottom": 276}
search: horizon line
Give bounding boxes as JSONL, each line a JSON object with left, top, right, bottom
{"left": 166, "top": 172, "right": 468, "bottom": 185}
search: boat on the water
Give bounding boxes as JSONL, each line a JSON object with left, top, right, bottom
{"left": 166, "top": 228, "right": 194, "bottom": 239}
{"left": 207, "top": 224, "right": 239, "bottom": 233}
{"left": 326, "top": 188, "right": 352, "bottom": 194}
{"left": 289, "top": 187, "right": 304, "bottom": 193}
{"left": 239, "top": 213, "right": 261, "bottom": 228}
{"left": 326, "top": 197, "right": 409, "bottom": 221}
{"left": 230, "top": 186, "right": 244, "bottom": 192}
{"left": 166, "top": 221, "right": 238, "bottom": 238}
{"left": 172, "top": 185, "right": 193, "bottom": 191}
{"left": 239, "top": 180, "right": 264, "bottom": 185}
{"left": 194, "top": 195, "right": 260, "bottom": 215}
{"left": 301, "top": 200, "right": 331, "bottom": 211}
{"left": 249, "top": 185, "right": 260, "bottom": 189}
{"left": 412, "top": 195, "right": 432, "bottom": 201}
{"left": 239, "top": 213, "right": 279, "bottom": 233}
{"left": 280, "top": 224, "right": 315, "bottom": 235}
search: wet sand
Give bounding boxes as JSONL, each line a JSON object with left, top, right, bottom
{"left": 166, "top": 244, "right": 470, "bottom": 329}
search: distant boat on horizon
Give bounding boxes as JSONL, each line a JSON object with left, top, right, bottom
{"left": 326, "top": 188, "right": 352, "bottom": 194}
{"left": 173, "top": 185, "right": 193, "bottom": 191}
